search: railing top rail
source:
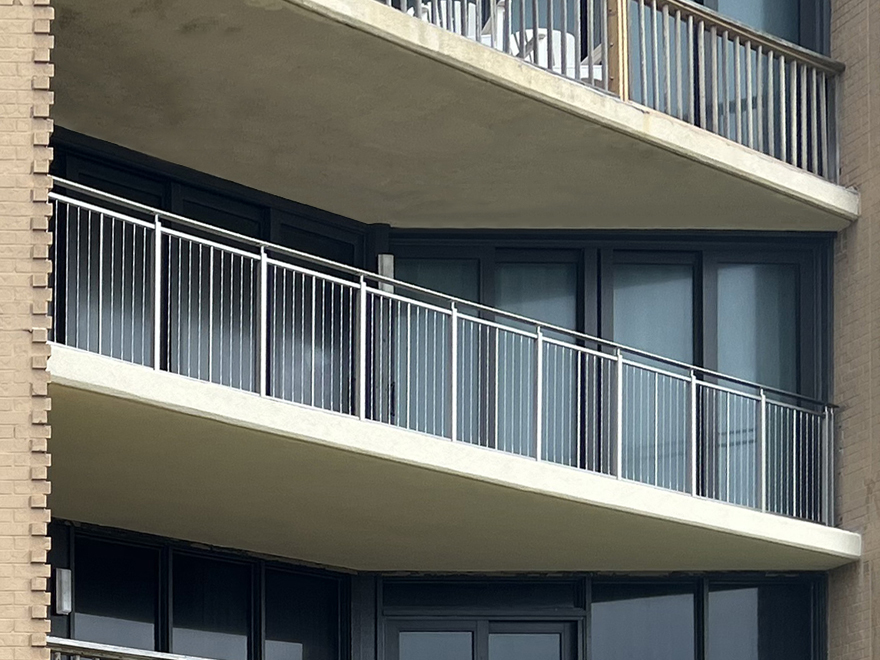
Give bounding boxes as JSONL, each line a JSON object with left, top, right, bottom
{"left": 643, "top": 0, "right": 844, "bottom": 74}
{"left": 47, "top": 637, "right": 215, "bottom": 660}
{"left": 50, "top": 176, "right": 833, "bottom": 408}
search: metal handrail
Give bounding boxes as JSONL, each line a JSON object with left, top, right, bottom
{"left": 48, "top": 637, "right": 214, "bottom": 660}
{"left": 50, "top": 177, "right": 829, "bottom": 408}
{"left": 48, "top": 178, "right": 835, "bottom": 524}
{"left": 645, "top": 0, "right": 842, "bottom": 74}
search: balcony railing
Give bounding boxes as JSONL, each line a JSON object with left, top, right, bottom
{"left": 381, "top": 0, "right": 842, "bottom": 180}
{"left": 49, "top": 637, "right": 210, "bottom": 660}
{"left": 49, "top": 178, "right": 834, "bottom": 524}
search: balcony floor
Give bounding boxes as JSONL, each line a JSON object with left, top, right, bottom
{"left": 52, "top": 0, "right": 857, "bottom": 231}
{"left": 47, "top": 345, "right": 859, "bottom": 572}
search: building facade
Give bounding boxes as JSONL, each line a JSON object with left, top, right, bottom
{"left": 1, "top": 0, "right": 878, "bottom": 658}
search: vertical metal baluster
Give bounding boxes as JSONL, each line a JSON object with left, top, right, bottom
{"left": 820, "top": 72, "right": 829, "bottom": 178}
{"left": 258, "top": 248, "right": 267, "bottom": 396}
{"left": 746, "top": 40, "right": 754, "bottom": 148}
{"left": 208, "top": 247, "right": 214, "bottom": 383}
{"left": 778, "top": 55, "right": 787, "bottom": 162}
{"left": 756, "top": 45, "right": 763, "bottom": 153}
{"left": 357, "top": 277, "right": 367, "bottom": 420}
{"left": 518, "top": 0, "right": 525, "bottom": 57}
{"left": 600, "top": 0, "right": 608, "bottom": 90}
{"left": 789, "top": 59, "right": 797, "bottom": 166}
{"left": 152, "top": 218, "right": 162, "bottom": 370}
{"left": 575, "top": 0, "right": 583, "bottom": 82}
{"left": 734, "top": 36, "right": 742, "bottom": 144}
{"left": 663, "top": 4, "right": 670, "bottom": 114}
{"left": 651, "top": 0, "right": 659, "bottom": 109}
{"left": 547, "top": 0, "right": 554, "bottom": 73}
{"left": 310, "top": 275, "right": 317, "bottom": 406}
{"left": 800, "top": 63, "right": 808, "bottom": 170}
{"left": 710, "top": 26, "right": 718, "bottom": 133}
{"left": 450, "top": 304, "right": 458, "bottom": 441}
{"left": 535, "top": 328, "right": 543, "bottom": 460}
{"left": 532, "top": 0, "right": 539, "bottom": 66}
{"left": 811, "top": 67, "right": 819, "bottom": 175}
{"left": 721, "top": 31, "right": 729, "bottom": 138}
{"left": 561, "top": 0, "right": 567, "bottom": 76}
{"left": 689, "top": 371, "right": 697, "bottom": 495}
{"left": 675, "top": 9, "right": 682, "bottom": 119}
{"left": 615, "top": 348, "right": 623, "bottom": 478}
{"left": 768, "top": 51, "right": 775, "bottom": 157}
{"left": 688, "top": 15, "right": 695, "bottom": 123}
{"left": 653, "top": 372, "right": 659, "bottom": 485}
{"left": 639, "top": 0, "right": 647, "bottom": 103}
{"left": 494, "top": 326, "right": 500, "bottom": 449}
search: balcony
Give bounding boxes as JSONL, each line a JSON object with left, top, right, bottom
{"left": 52, "top": 0, "right": 857, "bottom": 233}
{"left": 46, "top": 179, "right": 862, "bottom": 570}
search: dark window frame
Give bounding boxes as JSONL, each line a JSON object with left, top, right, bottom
{"left": 378, "top": 574, "right": 826, "bottom": 660}
{"left": 390, "top": 233, "right": 830, "bottom": 399}
{"left": 50, "top": 521, "right": 349, "bottom": 660}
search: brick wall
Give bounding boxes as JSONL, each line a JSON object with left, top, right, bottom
{"left": 0, "top": 0, "right": 54, "bottom": 659}
{"left": 829, "top": 0, "right": 880, "bottom": 658}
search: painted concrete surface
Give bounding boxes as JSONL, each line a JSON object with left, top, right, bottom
{"left": 52, "top": 0, "right": 858, "bottom": 231}
{"left": 48, "top": 345, "right": 860, "bottom": 572}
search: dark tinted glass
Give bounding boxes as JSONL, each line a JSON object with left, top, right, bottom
{"left": 395, "top": 259, "right": 480, "bottom": 303}
{"left": 74, "top": 537, "right": 159, "bottom": 650}
{"left": 488, "top": 633, "right": 561, "bottom": 660}
{"left": 172, "top": 554, "right": 251, "bottom": 660}
{"left": 708, "top": 583, "right": 812, "bottom": 660}
{"left": 265, "top": 569, "right": 339, "bottom": 660}
{"left": 383, "top": 580, "right": 581, "bottom": 610}
{"left": 591, "top": 583, "right": 695, "bottom": 660}
{"left": 399, "top": 632, "right": 473, "bottom": 660}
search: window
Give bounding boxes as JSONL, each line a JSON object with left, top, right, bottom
{"left": 52, "top": 524, "right": 344, "bottom": 660}
{"left": 266, "top": 569, "right": 340, "bottom": 660}
{"left": 391, "top": 239, "right": 826, "bottom": 399}
{"left": 172, "top": 554, "right": 251, "bottom": 660}
{"left": 73, "top": 537, "right": 159, "bottom": 650}
{"left": 590, "top": 582, "right": 696, "bottom": 660}
{"left": 381, "top": 576, "right": 822, "bottom": 660}
{"left": 386, "top": 621, "right": 576, "bottom": 660}
{"left": 708, "top": 582, "right": 814, "bottom": 660}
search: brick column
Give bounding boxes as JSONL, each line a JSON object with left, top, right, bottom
{"left": 0, "top": 1, "right": 54, "bottom": 659}
{"left": 829, "top": 0, "right": 880, "bottom": 659}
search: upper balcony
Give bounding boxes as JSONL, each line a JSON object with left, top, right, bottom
{"left": 52, "top": 0, "right": 858, "bottom": 233}
{"left": 45, "top": 178, "right": 861, "bottom": 572}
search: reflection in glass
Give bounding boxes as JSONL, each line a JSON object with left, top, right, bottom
{"left": 399, "top": 632, "right": 473, "bottom": 660}
{"left": 708, "top": 583, "right": 812, "bottom": 660}
{"left": 708, "top": 588, "right": 759, "bottom": 660}
{"left": 489, "top": 633, "right": 561, "bottom": 660}
{"left": 395, "top": 259, "right": 479, "bottom": 303}
{"left": 714, "top": 0, "right": 800, "bottom": 44}
{"left": 591, "top": 583, "right": 695, "bottom": 660}
{"left": 496, "top": 262, "right": 579, "bottom": 461}
{"left": 613, "top": 263, "right": 693, "bottom": 491}
{"left": 265, "top": 570, "right": 338, "bottom": 660}
{"left": 172, "top": 554, "right": 250, "bottom": 660}
{"left": 74, "top": 538, "right": 158, "bottom": 650}
{"left": 717, "top": 264, "right": 797, "bottom": 393}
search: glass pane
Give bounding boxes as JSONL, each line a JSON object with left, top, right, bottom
{"left": 708, "top": 583, "right": 812, "bottom": 660}
{"left": 395, "top": 258, "right": 480, "bottom": 303}
{"left": 74, "top": 537, "right": 159, "bottom": 650}
{"left": 265, "top": 570, "right": 338, "bottom": 660}
{"left": 383, "top": 580, "right": 580, "bottom": 610}
{"left": 715, "top": 0, "right": 800, "bottom": 44}
{"left": 489, "top": 633, "right": 561, "bottom": 660}
{"left": 172, "top": 554, "right": 251, "bottom": 660}
{"left": 613, "top": 263, "right": 693, "bottom": 364}
{"left": 399, "top": 631, "right": 473, "bottom": 660}
{"left": 591, "top": 583, "right": 695, "bottom": 660}
{"left": 717, "top": 264, "right": 798, "bottom": 392}
{"left": 495, "top": 262, "right": 578, "bottom": 331}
